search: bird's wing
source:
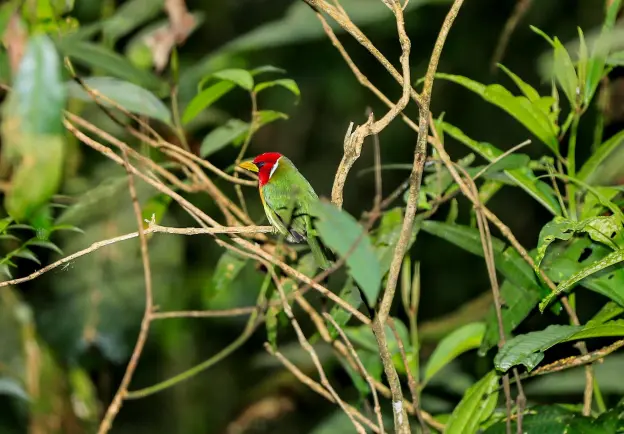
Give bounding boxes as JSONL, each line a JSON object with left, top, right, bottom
{"left": 261, "top": 183, "right": 309, "bottom": 243}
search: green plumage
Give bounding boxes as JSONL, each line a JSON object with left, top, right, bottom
{"left": 260, "top": 156, "right": 332, "bottom": 270}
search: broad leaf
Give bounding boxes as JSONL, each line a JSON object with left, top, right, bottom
{"left": 495, "top": 320, "right": 624, "bottom": 372}
{"left": 445, "top": 370, "right": 499, "bottom": 434}
{"left": 102, "top": 0, "right": 164, "bottom": 43}
{"left": 67, "top": 77, "right": 172, "bottom": 125}
{"left": 208, "top": 250, "right": 249, "bottom": 301}
{"left": 540, "top": 248, "right": 624, "bottom": 311}
{"left": 182, "top": 81, "right": 235, "bottom": 125}
{"left": 577, "top": 128, "right": 624, "bottom": 184}
{"left": 541, "top": 236, "right": 624, "bottom": 307}
{"left": 254, "top": 78, "right": 300, "bottom": 101}
{"left": 423, "top": 322, "right": 485, "bottom": 383}
{"left": 435, "top": 75, "right": 559, "bottom": 155}
{"left": 199, "top": 119, "right": 250, "bottom": 157}
{"left": 313, "top": 201, "right": 381, "bottom": 306}
{"left": 439, "top": 122, "right": 561, "bottom": 215}
{"left": 479, "top": 280, "right": 543, "bottom": 355}
{"left": 212, "top": 68, "right": 254, "bottom": 90}
{"left": 56, "top": 39, "right": 165, "bottom": 92}
{"left": 1, "top": 34, "right": 66, "bottom": 222}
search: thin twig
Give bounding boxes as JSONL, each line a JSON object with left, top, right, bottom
{"left": 324, "top": 313, "right": 385, "bottom": 434}
{"left": 97, "top": 148, "right": 154, "bottom": 434}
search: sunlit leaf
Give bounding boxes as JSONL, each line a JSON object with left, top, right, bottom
{"left": 423, "top": 322, "right": 485, "bottom": 383}
{"left": 445, "top": 370, "right": 499, "bottom": 434}
{"left": 497, "top": 63, "right": 540, "bottom": 102}
{"left": 67, "top": 77, "right": 172, "bottom": 125}
{"left": 313, "top": 201, "right": 381, "bottom": 306}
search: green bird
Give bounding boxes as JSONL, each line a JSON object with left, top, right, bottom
{"left": 238, "top": 152, "right": 333, "bottom": 270}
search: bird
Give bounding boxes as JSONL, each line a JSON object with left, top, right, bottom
{"left": 238, "top": 152, "right": 333, "bottom": 270}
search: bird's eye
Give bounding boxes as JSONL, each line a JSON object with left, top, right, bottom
{"left": 256, "top": 162, "right": 265, "bottom": 168}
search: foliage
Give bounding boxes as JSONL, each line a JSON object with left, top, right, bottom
{"left": 0, "top": 0, "right": 623, "bottom": 433}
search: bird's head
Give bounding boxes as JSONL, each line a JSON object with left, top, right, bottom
{"left": 238, "top": 152, "right": 283, "bottom": 186}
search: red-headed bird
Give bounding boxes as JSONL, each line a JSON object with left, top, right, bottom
{"left": 238, "top": 152, "right": 332, "bottom": 270}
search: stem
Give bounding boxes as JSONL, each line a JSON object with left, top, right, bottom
{"left": 171, "top": 85, "right": 190, "bottom": 152}
{"left": 567, "top": 114, "right": 580, "bottom": 220}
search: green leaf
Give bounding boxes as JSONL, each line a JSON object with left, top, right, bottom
{"left": 29, "top": 240, "right": 63, "bottom": 255}
{"left": 552, "top": 37, "right": 579, "bottom": 108}
{"left": 199, "top": 119, "right": 250, "bottom": 157}
{"left": 421, "top": 221, "right": 545, "bottom": 294}
{"left": 445, "top": 370, "right": 499, "bottom": 434}
{"left": 496, "top": 320, "right": 624, "bottom": 372}
{"left": 326, "top": 277, "right": 363, "bottom": 340}
{"left": 102, "top": 0, "right": 164, "bottom": 43}
{"left": 67, "top": 77, "right": 172, "bottom": 125}
{"left": 56, "top": 39, "right": 165, "bottom": 92}
{"left": 313, "top": 201, "right": 381, "bottom": 306}
{"left": 483, "top": 405, "right": 576, "bottom": 434}
{"left": 254, "top": 78, "right": 300, "bottom": 101}
{"left": 212, "top": 68, "right": 254, "bottom": 90}
{"left": 265, "top": 304, "right": 279, "bottom": 350}
{"left": 1, "top": 34, "right": 66, "bottom": 222}
{"left": 435, "top": 75, "right": 559, "bottom": 155}
{"left": 540, "top": 236, "right": 624, "bottom": 308}
{"left": 479, "top": 280, "right": 543, "bottom": 355}
{"left": 210, "top": 251, "right": 249, "bottom": 299}
{"left": 439, "top": 122, "right": 561, "bottom": 215}
{"left": 584, "top": 0, "right": 621, "bottom": 105}
{"left": 577, "top": 128, "right": 624, "bottom": 184}
{"left": 587, "top": 301, "right": 624, "bottom": 326}
{"left": 182, "top": 81, "right": 235, "bottom": 125}
{"left": 255, "top": 110, "right": 288, "bottom": 128}
{"left": 495, "top": 324, "right": 580, "bottom": 372}
{"left": 497, "top": 63, "right": 541, "bottom": 102}
{"left": 423, "top": 322, "right": 485, "bottom": 383}
{"left": 372, "top": 207, "right": 404, "bottom": 276}
{"left": 251, "top": 65, "right": 286, "bottom": 76}
{"left": 535, "top": 216, "right": 623, "bottom": 277}
{"left": 344, "top": 318, "right": 414, "bottom": 376}
{"left": 540, "top": 249, "right": 624, "bottom": 312}
{"left": 13, "top": 248, "right": 40, "bottom": 265}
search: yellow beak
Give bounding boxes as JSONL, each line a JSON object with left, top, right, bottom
{"left": 238, "top": 160, "right": 259, "bottom": 173}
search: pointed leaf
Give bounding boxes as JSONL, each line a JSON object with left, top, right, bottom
{"left": 254, "top": 78, "right": 300, "bottom": 101}
{"left": 439, "top": 122, "right": 561, "bottom": 215}
{"left": 29, "top": 240, "right": 63, "bottom": 255}
{"left": 445, "top": 370, "right": 499, "bottom": 434}
{"left": 424, "top": 322, "right": 485, "bottom": 383}
{"left": 212, "top": 68, "right": 253, "bottom": 90}
{"left": 14, "top": 248, "right": 41, "bottom": 265}
{"left": 495, "top": 324, "right": 580, "bottom": 372}
{"left": 67, "top": 77, "right": 172, "bottom": 125}
{"left": 577, "top": 128, "right": 624, "bottom": 183}
{"left": 313, "top": 201, "right": 381, "bottom": 307}
{"left": 540, "top": 249, "right": 624, "bottom": 312}
{"left": 182, "top": 81, "right": 235, "bottom": 125}
{"left": 56, "top": 39, "right": 164, "bottom": 91}
{"left": 552, "top": 37, "right": 579, "bottom": 108}
{"left": 200, "top": 119, "right": 250, "bottom": 157}
{"left": 209, "top": 251, "right": 248, "bottom": 299}
{"left": 497, "top": 63, "right": 541, "bottom": 102}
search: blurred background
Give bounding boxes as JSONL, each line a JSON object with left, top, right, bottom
{"left": 1, "top": 0, "right": 623, "bottom": 433}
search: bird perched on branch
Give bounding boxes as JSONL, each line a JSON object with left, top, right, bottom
{"left": 238, "top": 152, "right": 333, "bottom": 270}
